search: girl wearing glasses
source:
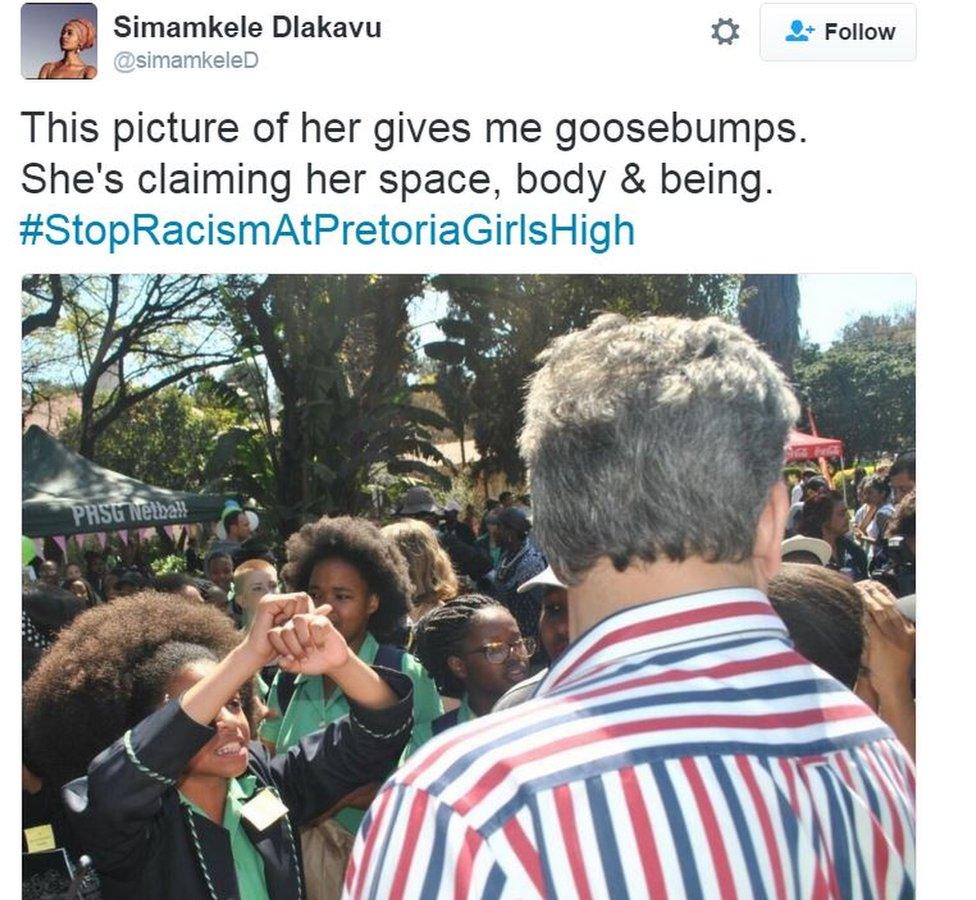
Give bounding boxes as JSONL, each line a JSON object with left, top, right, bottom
{"left": 405, "top": 594, "right": 534, "bottom": 757}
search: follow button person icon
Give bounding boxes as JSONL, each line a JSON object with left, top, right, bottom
{"left": 785, "top": 19, "right": 815, "bottom": 41}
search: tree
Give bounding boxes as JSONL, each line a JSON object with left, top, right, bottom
{"left": 840, "top": 309, "right": 915, "bottom": 345}
{"left": 420, "top": 346, "right": 473, "bottom": 467}
{"left": 59, "top": 387, "right": 233, "bottom": 491}
{"left": 22, "top": 276, "right": 81, "bottom": 425}
{"left": 218, "top": 275, "right": 452, "bottom": 535}
{"left": 22, "top": 274, "right": 67, "bottom": 337}
{"left": 429, "top": 275, "right": 738, "bottom": 483}
{"left": 792, "top": 310, "right": 915, "bottom": 457}
{"left": 22, "top": 274, "right": 239, "bottom": 458}
{"left": 738, "top": 274, "right": 801, "bottom": 376}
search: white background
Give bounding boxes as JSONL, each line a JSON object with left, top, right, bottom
{"left": 5, "top": 0, "right": 974, "bottom": 891}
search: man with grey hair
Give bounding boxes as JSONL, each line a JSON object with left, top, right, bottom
{"left": 345, "top": 315, "right": 915, "bottom": 899}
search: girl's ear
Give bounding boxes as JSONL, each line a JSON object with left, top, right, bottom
{"left": 446, "top": 655, "right": 467, "bottom": 683}
{"left": 366, "top": 593, "right": 380, "bottom": 616}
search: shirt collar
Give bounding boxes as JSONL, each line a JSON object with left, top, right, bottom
{"left": 537, "top": 587, "right": 790, "bottom": 697}
{"left": 179, "top": 774, "right": 258, "bottom": 830}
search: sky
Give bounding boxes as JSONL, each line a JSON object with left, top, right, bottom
{"left": 412, "top": 273, "right": 916, "bottom": 350}
{"left": 797, "top": 273, "right": 914, "bottom": 347}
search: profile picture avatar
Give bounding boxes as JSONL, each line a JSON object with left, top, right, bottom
{"left": 21, "top": 3, "right": 97, "bottom": 79}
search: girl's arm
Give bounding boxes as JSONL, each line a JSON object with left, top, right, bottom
{"left": 263, "top": 609, "right": 412, "bottom": 825}
{"left": 856, "top": 580, "right": 916, "bottom": 759}
{"left": 62, "top": 699, "right": 218, "bottom": 878}
{"left": 266, "top": 605, "right": 396, "bottom": 710}
{"left": 63, "top": 594, "right": 316, "bottom": 876}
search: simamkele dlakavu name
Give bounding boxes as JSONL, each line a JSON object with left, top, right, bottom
{"left": 114, "top": 15, "right": 382, "bottom": 40}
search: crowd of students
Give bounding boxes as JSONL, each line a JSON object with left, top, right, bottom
{"left": 22, "top": 314, "right": 916, "bottom": 899}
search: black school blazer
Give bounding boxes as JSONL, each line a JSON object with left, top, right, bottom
{"left": 63, "top": 668, "right": 413, "bottom": 900}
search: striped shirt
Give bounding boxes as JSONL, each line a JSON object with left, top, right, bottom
{"left": 344, "top": 587, "right": 916, "bottom": 899}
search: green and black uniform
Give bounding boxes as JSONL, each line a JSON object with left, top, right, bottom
{"left": 401, "top": 694, "right": 476, "bottom": 762}
{"left": 63, "top": 669, "right": 413, "bottom": 900}
{"left": 259, "top": 632, "right": 442, "bottom": 835}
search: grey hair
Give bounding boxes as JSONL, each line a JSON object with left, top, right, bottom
{"left": 519, "top": 314, "right": 800, "bottom": 582}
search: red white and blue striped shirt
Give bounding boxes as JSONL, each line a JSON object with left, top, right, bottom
{"left": 344, "top": 587, "right": 916, "bottom": 899}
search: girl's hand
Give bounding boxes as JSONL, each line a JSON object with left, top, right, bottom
{"left": 855, "top": 580, "right": 915, "bottom": 692}
{"left": 245, "top": 593, "right": 315, "bottom": 664}
{"left": 268, "top": 605, "right": 353, "bottom": 676}
{"left": 184, "top": 595, "right": 316, "bottom": 729}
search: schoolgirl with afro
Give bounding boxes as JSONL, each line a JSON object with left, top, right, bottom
{"left": 257, "top": 517, "right": 443, "bottom": 845}
{"left": 24, "top": 590, "right": 413, "bottom": 900}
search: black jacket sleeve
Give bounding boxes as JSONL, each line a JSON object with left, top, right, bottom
{"left": 265, "top": 667, "right": 413, "bottom": 827}
{"left": 62, "top": 700, "right": 214, "bottom": 877}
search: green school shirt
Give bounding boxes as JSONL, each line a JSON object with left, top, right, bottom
{"left": 401, "top": 694, "right": 476, "bottom": 762}
{"left": 258, "top": 632, "right": 443, "bottom": 834}
{"left": 178, "top": 775, "right": 270, "bottom": 900}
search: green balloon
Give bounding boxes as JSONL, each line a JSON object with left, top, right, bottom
{"left": 22, "top": 535, "right": 37, "bottom": 566}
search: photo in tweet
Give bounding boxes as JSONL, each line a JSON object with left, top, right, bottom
{"left": 22, "top": 272, "right": 915, "bottom": 897}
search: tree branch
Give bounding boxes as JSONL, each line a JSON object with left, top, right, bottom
{"left": 21, "top": 274, "right": 66, "bottom": 337}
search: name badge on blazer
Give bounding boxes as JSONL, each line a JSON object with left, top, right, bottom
{"left": 241, "top": 789, "right": 289, "bottom": 832}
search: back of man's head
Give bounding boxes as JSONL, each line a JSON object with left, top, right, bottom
{"left": 520, "top": 314, "right": 799, "bottom": 583}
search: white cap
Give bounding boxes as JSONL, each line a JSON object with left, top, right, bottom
{"left": 780, "top": 535, "right": 832, "bottom": 566}
{"left": 216, "top": 508, "right": 260, "bottom": 540}
{"left": 517, "top": 565, "right": 566, "bottom": 594}
{"left": 895, "top": 593, "right": 916, "bottom": 622}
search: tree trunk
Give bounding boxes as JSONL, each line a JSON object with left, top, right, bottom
{"left": 22, "top": 275, "right": 66, "bottom": 337}
{"left": 273, "top": 375, "right": 307, "bottom": 537}
{"left": 78, "top": 380, "right": 99, "bottom": 459}
{"left": 738, "top": 274, "right": 801, "bottom": 377}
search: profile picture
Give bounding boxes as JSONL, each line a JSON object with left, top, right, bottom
{"left": 21, "top": 3, "right": 98, "bottom": 79}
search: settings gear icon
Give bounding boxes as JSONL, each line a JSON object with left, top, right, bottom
{"left": 711, "top": 18, "right": 740, "bottom": 45}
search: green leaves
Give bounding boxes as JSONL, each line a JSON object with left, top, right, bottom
{"left": 792, "top": 312, "right": 915, "bottom": 457}
{"left": 213, "top": 275, "right": 444, "bottom": 532}
{"left": 430, "top": 275, "right": 738, "bottom": 483}
{"left": 59, "top": 387, "right": 228, "bottom": 492}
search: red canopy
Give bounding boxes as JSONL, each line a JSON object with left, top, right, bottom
{"left": 786, "top": 430, "right": 844, "bottom": 462}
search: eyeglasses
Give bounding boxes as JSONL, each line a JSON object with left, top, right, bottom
{"left": 465, "top": 637, "right": 537, "bottom": 664}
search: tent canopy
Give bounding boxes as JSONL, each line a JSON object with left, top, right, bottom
{"left": 22, "top": 425, "right": 228, "bottom": 538}
{"left": 786, "top": 430, "right": 844, "bottom": 463}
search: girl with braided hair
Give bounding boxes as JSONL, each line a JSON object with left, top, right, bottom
{"left": 24, "top": 591, "right": 413, "bottom": 900}
{"left": 403, "top": 594, "right": 535, "bottom": 758}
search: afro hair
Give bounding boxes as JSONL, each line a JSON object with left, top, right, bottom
{"left": 285, "top": 516, "right": 413, "bottom": 643}
{"left": 23, "top": 591, "right": 252, "bottom": 788}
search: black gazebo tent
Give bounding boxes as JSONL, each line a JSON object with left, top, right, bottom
{"left": 22, "top": 425, "right": 228, "bottom": 538}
